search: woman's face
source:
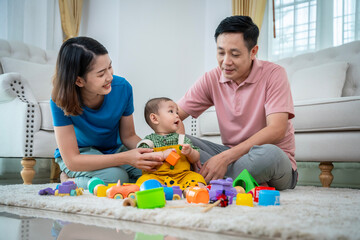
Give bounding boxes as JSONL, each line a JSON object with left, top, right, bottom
{"left": 76, "top": 54, "right": 114, "bottom": 96}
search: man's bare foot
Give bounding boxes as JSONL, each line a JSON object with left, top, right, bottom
{"left": 60, "top": 172, "right": 75, "bottom": 183}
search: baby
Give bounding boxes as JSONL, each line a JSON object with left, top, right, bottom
{"left": 135, "top": 97, "right": 206, "bottom": 190}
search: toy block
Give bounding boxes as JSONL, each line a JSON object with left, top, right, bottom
{"left": 232, "top": 169, "right": 259, "bottom": 193}
{"left": 258, "top": 190, "right": 280, "bottom": 206}
{"left": 165, "top": 151, "right": 180, "bottom": 166}
{"left": 186, "top": 186, "right": 209, "bottom": 204}
{"left": 236, "top": 193, "right": 253, "bottom": 207}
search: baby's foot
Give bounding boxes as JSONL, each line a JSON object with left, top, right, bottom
{"left": 60, "top": 172, "right": 75, "bottom": 183}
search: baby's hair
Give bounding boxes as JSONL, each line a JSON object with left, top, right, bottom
{"left": 144, "top": 97, "right": 173, "bottom": 126}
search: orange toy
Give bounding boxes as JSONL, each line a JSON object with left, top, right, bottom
{"left": 165, "top": 151, "right": 181, "bottom": 166}
{"left": 106, "top": 180, "right": 140, "bottom": 199}
{"left": 186, "top": 186, "right": 209, "bottom": 204}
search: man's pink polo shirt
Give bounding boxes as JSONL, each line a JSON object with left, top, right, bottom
{"left": 177, "top": 58, "right": 296, "bottom": 170}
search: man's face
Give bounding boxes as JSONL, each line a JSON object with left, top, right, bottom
{"left": 216, "top": 33, "right": 258, "bottom": 85}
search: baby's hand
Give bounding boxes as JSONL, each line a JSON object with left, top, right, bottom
{"left": 180, "top": 144, "right": 192, "bottom": 155}
{"left": 162, "top": 148, "right": 176, "bottom": 159}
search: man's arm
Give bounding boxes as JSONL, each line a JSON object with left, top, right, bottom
{"left": 199, "top": 112, "right": 289, "bottom": 183}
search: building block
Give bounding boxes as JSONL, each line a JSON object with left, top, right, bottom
{"left": 254, "top": 186, "right": 275, "bottom": 203}
{"left": 186, "top": 186, "right": 209, "bottom": 204}
{"left": 136, "top": 187, "right": 166, "bottom": 209}
{"left": 232, "top": 169, "right": 259, "bottom": 193}
{"left": 165, "top": 151, "right": 180, "bottom": 166}
{"left": 235, "top": 193, "right": 253, "bottom": 207}
{"left": 258, "top": 190, "right": 280, "bottom": 206}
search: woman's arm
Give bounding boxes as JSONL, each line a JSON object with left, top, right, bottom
{"left": 119, "top": 114, "right": 141, "bottom": 149}
{"left": 54, "top": 123, "right": 162, "bottom": 172}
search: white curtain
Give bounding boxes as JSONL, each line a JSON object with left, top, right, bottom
{"left": 0, "top": 0, "right": 62, "bottom": 51}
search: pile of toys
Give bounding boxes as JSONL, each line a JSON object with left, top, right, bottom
{"left": 39, "top": 169, "right": 280, "bottom": 211}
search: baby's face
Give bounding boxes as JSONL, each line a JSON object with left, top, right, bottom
{"left": 156, "top": 101, "right": 180, "bottom": 133}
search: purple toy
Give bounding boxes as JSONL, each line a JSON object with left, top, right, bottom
{"left": 208, "top": 178, "right": 237, "bottom": 204}
{"left": 38, "top": 181, "right": 83, "bottom": 196}
{"left": 38, "top": 187, "right": 55, "bottom": 195}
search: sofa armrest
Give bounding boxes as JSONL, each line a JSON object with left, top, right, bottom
{"left": 0, "top": 73, "right": 17, "bottom": 102}
{"left": 0, "top": 73, "right": 41, "bottom": 157}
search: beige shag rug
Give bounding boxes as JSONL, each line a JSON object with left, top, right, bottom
{"left": 0, "top": 184, "right": 359, "bottom": 240}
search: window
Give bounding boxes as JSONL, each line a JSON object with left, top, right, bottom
{"left": 268, "top": 0, "right": 360, "bottom": 60}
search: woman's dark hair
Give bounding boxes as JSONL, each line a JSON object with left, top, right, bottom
{"left": 214, "top": 16, "right": 259, "bottom": 51}
{"left": 52, "top": 36, "right": 108, "bottom": 116}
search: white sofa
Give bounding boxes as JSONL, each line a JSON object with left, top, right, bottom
{"left": 191, "top": 41, "right": 360, "bottom": 187}
{"left": 0, "top": 39, "right": 59, "bottom": 184}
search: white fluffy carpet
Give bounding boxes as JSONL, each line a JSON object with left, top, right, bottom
{"left": 0, "top": 184, "right": 359, "bottom": 240}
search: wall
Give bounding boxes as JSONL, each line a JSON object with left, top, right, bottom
{"left": 78, "top": 0, "right": 232, "bottom": 136}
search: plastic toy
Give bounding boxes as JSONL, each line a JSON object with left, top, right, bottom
{"left": 171, "top": 185, "right": 182, "bottom": 200}
{"left": 165, "top": 151, "right": 180, "bottom": 167}
{"left": 39, "top": 181, "right": 83, "bottom": 196}
{"left": 38, "top": 187, "right": 55, "bottom": 195}
{"left": 208, "top": 178, "right": 237, "bottom": 204}
{"left": 162, "top": 185, "right": 182, "bottom": 200}
{"left": 216, "top": 190, "right": 230, "bottom": 207}
{"left": 136, "top": 187, "right": 166, "bottom": 209}
{"left": 254, "top": 186, "right": 275, "bottom": 203}
{"left": 163, "top": 186, "right": 174, "bottom": 200}
{"left": 233, "top": 169, "right": 259, "bottom": 194}
{"left": 106, "top": 180, "right": 140, "bottom": 199}
{"left": 235, "top": 193, "right": 253, "bottom": 207}
{"left": 186, "top": 186, "right": 209, "bottom": 204}
{"left": 258, "top": 190, "right": 280, "bottom": 206}
{"left": 87, "top": 177, "right": 118, "bottom": 197}
{"left": 140, "top": 179, "right": 163, "bottom": 191}
{"left": 87, "top": 177, "right": 105, "bottom": 194}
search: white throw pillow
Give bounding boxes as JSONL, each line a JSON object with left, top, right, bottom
{"left": 290, "top": 61, "right": 349, "bottom": 101}
{"left": 0, "top": 57, "right": 55, "bottom": 101}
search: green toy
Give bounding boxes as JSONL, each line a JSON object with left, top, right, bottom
{"left": 233, "top": 169, "right": 259, "bottom": 193}
{"left": 135, "top": 187, "right": 166, "bottom": 209}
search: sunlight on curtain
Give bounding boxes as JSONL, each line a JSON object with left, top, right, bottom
{"left": 58, "top": 0, "right": 83, "bottom": 41}
{"left": 232, "top": 0, "right": 267, "bottom": 30}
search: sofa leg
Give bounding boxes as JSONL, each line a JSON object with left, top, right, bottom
{"left": 318, "top": 162, "right": 334, "bottom": 187}
{"left": 50, "top": 158, "right": 61, "bottom": 183}
{"left": 21, "top": 157, "right": 36, "bottom": 185}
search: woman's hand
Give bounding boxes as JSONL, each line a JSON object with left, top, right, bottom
{"left": 127, "top": 148, "right": 164, "bottom": 171}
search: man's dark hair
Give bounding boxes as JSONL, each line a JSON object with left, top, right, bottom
{"left": 214, "top": 16, "right": 259, "bottom": 51}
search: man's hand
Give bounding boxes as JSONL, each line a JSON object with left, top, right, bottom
{"left": 199, "top": 153, "right": 229, "bottom": 183}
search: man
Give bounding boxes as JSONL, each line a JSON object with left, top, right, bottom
{"left": 177, "top": 16, "right": 297, "bottom": 190}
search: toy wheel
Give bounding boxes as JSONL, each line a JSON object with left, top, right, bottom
{"left": 128, "top": 192, "right": 136, "bottom": 200}
{"left": 173, "top": 194, "right": 181, "bottom": 200}
{"left": 70, "top": 189, "right": 76, "bottom": 196}
{"left": 113, "top": 193, "right": 124, "bottom": 199}
{"left": 54, "top": 190, "right": 59, "bottom": 196}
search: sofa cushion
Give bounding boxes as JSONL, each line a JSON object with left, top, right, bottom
{"left": 290, "top": 61, "right": 349, "bottom": 101}
{"left": 38, "top": 101, "right": 54, "bottom": 131}
{"left": 0, "top": 57, "right": 55, "bottom": 101}
{"left": 293, "top": 96, "right": 360, "bottom": 132}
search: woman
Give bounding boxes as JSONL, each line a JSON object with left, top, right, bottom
{"left": 51, "top": 37, "right": 162, "bottom": 189}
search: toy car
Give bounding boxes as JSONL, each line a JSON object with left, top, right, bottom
{"left": 38, "top": 181, "right": 83, "bottom": 196}
{"left": 106, "top": 180, "right": 140, "bottom": 199}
